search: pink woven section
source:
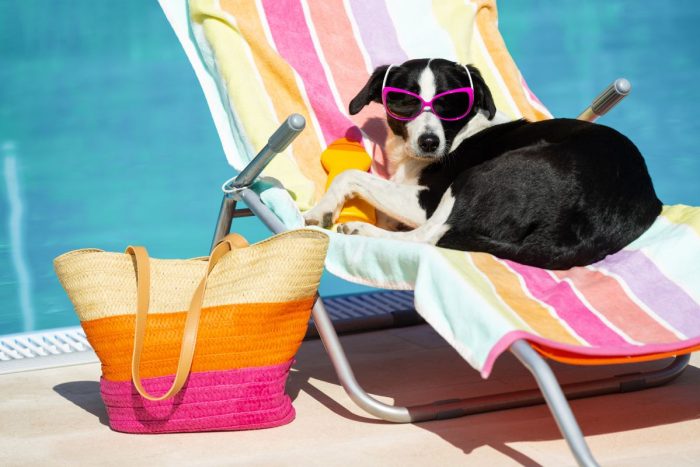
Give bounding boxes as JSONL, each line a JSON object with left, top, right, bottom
{"left": 100, "top": 360, "right": 296, "bottom": 433}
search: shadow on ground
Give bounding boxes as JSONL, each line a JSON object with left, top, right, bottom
{"left": 53, "top": 380, "right": 110, "bottom": 427}
{"left": 288, "top": 324, "right": 700, "bottom": 465}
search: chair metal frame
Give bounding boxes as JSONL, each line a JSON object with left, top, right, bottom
{"left": 211, "top": 80, "right": 690, "bottom": 467}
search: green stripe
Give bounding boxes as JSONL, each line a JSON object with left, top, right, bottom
{"left": 439, "top": 249, "right": 529, "bottom": 331}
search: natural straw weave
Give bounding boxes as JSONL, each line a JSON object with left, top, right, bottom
{"left": 55, "top": 230, "right": 328, "bottom": 321}
{"left": 54, "top": 229, "right": 328, "bottom": 433}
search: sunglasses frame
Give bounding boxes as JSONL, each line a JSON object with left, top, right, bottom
{"left": 381, "top": 86, "right": 475, "bottom": 122}
{"left": 380, "top": 63, "right": 476, "bottom": 122}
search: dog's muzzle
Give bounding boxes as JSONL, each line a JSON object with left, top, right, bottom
{"left": 418, "top": 133, "right": 440, "bottom": 153}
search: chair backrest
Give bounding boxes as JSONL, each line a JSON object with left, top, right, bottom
{"left": 173, "top": 0, "right": 552, "bottom": 209}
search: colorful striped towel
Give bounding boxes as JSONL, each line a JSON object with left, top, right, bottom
{"left": 161, "top": 0, "right": 700, "bottom": 376}
{"left": 324, "top": 205, "right": 700, "bottom": 376}
{"left": 167, "top": 0, "right": 550, "bottom": 215}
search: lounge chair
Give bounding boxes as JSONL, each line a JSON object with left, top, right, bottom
{"left": 160, "top": 1, "right": 700, "bottom": 465}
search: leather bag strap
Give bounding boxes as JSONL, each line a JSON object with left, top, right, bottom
{"left": 125, "top": 233, "right": 249, "bottom": 401}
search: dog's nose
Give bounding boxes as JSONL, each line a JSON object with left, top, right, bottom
{"left": 418, "top": 133, "right": 440, "bottom": 153}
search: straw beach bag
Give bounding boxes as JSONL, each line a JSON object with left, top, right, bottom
{"left": 54, "top": 229, "right": 328, "bottom": 433}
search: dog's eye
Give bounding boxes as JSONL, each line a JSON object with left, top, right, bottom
{"left": 385, "top": 91, "right": 422, "bottom": 119}
{"left": 433, "top": 92, "right": 472, "bottom": 119}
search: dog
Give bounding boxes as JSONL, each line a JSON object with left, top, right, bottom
{"left": 303, "top": 58, "right": 661, "bottom": 269}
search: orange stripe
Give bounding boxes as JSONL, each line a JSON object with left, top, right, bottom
{"left": 81, "top": 298, "right": 314, "bottom": 381}
{"left": 554, "top": 268, "right": 681, "bottom": 344}
{"left": 471, "top": 254, "right": 581, "bottom": 345}
{"left": 474, "top": 0, "right": 550, "bottom": 121}
{"left": 533, "top": 342, "right": 700, "bottom": 366}
{"left": 220, "top": 0, "right": 326, "bottom": 199}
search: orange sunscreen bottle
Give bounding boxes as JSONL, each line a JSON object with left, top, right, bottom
{"left": 320, "top": 138, "right": 377, "bottom": 225}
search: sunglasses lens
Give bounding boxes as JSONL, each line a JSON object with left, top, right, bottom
{"left": 385, "top": 91, "right": 421, "bottom": 119}
{"left": 433, "top": 92, "right": 472, "bottom": 119}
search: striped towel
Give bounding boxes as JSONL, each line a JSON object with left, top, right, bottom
{"left": 173, "top": 0, "right": 550, "bottom": 212}
{"left": 161, "top": 0, "right": 700, "bottom": 376}
{"left": 324, "top": 205, "right": 700, "bottom": 376}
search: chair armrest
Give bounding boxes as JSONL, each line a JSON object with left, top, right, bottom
{"left": 577, "top": 78, "right": 631, "bottom": 122}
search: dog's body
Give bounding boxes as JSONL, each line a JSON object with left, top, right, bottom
{"left": 304, "top": 59, "right": 661, "bottom": 269}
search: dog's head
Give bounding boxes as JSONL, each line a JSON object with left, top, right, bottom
{"left": 350, "top": 59, "right": 496, "bottom": 161}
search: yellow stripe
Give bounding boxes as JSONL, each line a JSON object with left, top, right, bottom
{"left": 433, "top": 0, "right": 530, "bottom": 121}
{"left": 662, "top": 204, "right": 700, "bottom": 237}
{"left": 190, "top": 0, "right": 319, "bottom": 208}
{"left": 431, "top": 0, "right": 476, "bottom": 64}
{"left": 226, "top": 0, "right": 327, "bottom": 202}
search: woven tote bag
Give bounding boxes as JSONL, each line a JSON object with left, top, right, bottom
{"left": 54, "top": 229, "right": 328, "bottom": 433}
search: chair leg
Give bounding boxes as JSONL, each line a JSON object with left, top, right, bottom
{"left": 510, "top": 340, "right": 599, "bottom": 467}
{"left": 314, "top": 294, "right": 689, "bottom": 467}
{"left": 312, "top": 298, "right": 414, "bottom": 422}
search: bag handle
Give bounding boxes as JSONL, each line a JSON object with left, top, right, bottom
{"left": 125, "top": 233, "right": 249, "bottom": 401}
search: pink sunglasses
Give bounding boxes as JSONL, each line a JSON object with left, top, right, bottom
{"left": 381, "top": 64, "right": 475, "bottom": 122}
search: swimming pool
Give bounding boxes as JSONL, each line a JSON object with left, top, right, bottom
{"left": 1, "top": 0, "right": 699, "bottom": 334}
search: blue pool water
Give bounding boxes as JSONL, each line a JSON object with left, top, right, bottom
{"left": 1, "top": 1, "right": 699, "bottom": 334}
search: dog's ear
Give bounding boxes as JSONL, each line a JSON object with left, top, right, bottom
{"left": 349, "top": 65, "right": 389, "bottom": 115}
{"left": 466, "top": 65, "right": 497, "bottom": 120}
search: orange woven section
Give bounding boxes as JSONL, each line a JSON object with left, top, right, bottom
{"left": 532, "top": 342, "right": 700, "bottom": 366}
{"left": 82, "top": 298, "right": 315, "bottom": 381}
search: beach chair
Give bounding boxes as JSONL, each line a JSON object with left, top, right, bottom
{"left": 160, "top": 1, "right": 700, "bottom": 465}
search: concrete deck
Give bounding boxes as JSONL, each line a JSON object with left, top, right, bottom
{"left": 1, "top": 324, "right": 700, "bottom": 466}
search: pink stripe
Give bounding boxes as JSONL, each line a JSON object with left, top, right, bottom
{"left": 554, "top": 268, "right": 681, "bottom": 344}
{"left": 504, "top": 261, "right": 628, "bottom": 346}
{"left": 105, "top": 395, "right": 289, "bottom": 421}
{"left": 305, "top": 2, "right": 388, "bottom": 140}
{"left": 305, "top": 1, "right": 369, "bottom": 110}
{"left": 262, "top": 0, "right": 361, "bottom": 145}
{"left": 101, "top": 361, "right": 295, "bottom": 433}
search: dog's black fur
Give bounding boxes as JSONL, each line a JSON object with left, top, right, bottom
{"left": 349, "top": 59, "right": 661, "bottom": 269}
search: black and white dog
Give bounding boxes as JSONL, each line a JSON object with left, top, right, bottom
{"left": 304, "top": 58, "right": 661, "bottom": 269}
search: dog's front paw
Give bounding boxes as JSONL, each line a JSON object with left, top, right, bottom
{"left": 303, "top": 208, "right": 335, "bottom": 229}
{"left": 336, "top": 222, "right": 370, "bottom": 236}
